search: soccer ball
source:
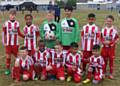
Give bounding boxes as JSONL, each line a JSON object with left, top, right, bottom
{"left": 23, "top": 74, "right": 29, "bottom": 81}
{"left": 45, "top": 31, "right": 55, "bottom": 40}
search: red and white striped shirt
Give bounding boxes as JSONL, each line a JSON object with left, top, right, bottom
{"left": 81, "top": 24, "right": 100, "bottom": 51}
{"left": 16, "top": 55, "right": 34, "bottom": 70}
{"left": 50, "top": 49, "right": 67, "bottom": 67}
{"left": 23, "top": 24, "right": 39, "bottom": 50}
{"left": 15, "top": 55, "right": 35, "bottom": 80}
{"left": 89, "top": 55, "right": 105, "bottom": 68}
{"left": 33, "top": 50, "right": 50, "bottom": 67}
{"left": 101, "top": 26, "right": 119, "bottom": 47}
{"left": 66, "top": 52, "right": 82, "bottom": 68}
{"left": 2, "top": 20, "right": 24, "bottom": 46}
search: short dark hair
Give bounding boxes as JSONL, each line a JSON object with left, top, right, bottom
{"left": 92, "top": 45, "right": 100, "bottom": 50}
{"left": 70, "top": 42, "right": 78, "bottom": 48}
{"left": 106, "top": 15, "right": 114, "bottom": 21}
{"left": 24, "top": 14, "right": 33, "bottom": 19}
{"left": 88, "top": 13, "right": 96, "bottom": 18}
{"left": 20, "top": 46, "right": 28, "bottom": 50}
{"left": 38, "top": 40, "right": 45, "bottom": 45}
{"left": 64, "top": 4, "right": 73, "bottom": 12}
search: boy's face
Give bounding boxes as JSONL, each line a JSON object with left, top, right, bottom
{"left": 92, "top": 49, "right": 99, "bottom": 56}
{"left": 54, "top": 45, "right": 63, "bottom": 53}
{"left": 19, "top": 49, "right": 28, "bottom": 58}
{"left": 88, "top": 17, "right": 96, "bottom": 25}
{"left": 25, "top": 16, "right": 32, "bottom": 26}
{"left": 9, "top": 14, "right": 16, "bottom": 21}
{"left": 70, "top": 47, "right": 78, "bottom": 54}
{"left": 47, "top": 13, "right": 54, "bottom": 21}
{"left": 39, "top": 42, "right": 45, "bottom": 52}
{"left": 64, "top": 9, "right": 72, "bottom": 17}
{"left": 105, "top": 18, "right": 113, "bottom": 27}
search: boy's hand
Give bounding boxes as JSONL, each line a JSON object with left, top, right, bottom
{"left": 72, "top": 66, "right": 77, "bottom": 71}
{"left": 35, "top": 47, "right": 39, "bottom": 52}
{"left": 3, "top": 43, "right": 6, "bottom": 46}
{"left": 46, "top": 65, "right": 52, "bottom": 71}
{"left": 104, "top": 40, "right": 110, "bottom": 45}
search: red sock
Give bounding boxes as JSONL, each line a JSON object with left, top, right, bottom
{"left": 13, "top": 66, "right": 21, "bottom": 81}
{"left": 6, "top": 58, "right": 11, "bottom": 69}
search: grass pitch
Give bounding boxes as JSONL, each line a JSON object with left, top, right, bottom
{"left": 0, "top": 10, "right": 120, "bottom": 86}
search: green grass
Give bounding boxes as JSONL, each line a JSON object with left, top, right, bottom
{"left": 0, "top": 10, "right": 120, "bottom": 86}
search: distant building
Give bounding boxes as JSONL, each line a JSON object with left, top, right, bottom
{"left": 77, "top": 0, "right": 88, "bottom": 3}
{"left": 0, "top": 0, "right": 54, "bottom": 11}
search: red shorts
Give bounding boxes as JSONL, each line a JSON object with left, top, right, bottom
{"left": 101, "top": 46, "right": 115, "bottom": 58}
{"left": 48, "top": 66, "right": 65, "bottom": 79}
{"left": 6, "top": 45, "right": 19, "bottom": 56}
{"left": 82, "top": 51, "right": 92, "bottom": 62}
{"left": 12, "top": 66, "right": 33, "bottom": 80}
{"left": 67, "top": 67, "right": 81, "bottom": 83}
{"left": 83, "top": 51, "right": 92, "bottom": 58}
{"left": 56, "top": 66, "right": 65, "bottom": 78}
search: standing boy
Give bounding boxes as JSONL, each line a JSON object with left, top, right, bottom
{"left": 59, "top": 5, "right": 80, "bottom": 50}
{"left": 23, "top": 14, "right": 40, "bottom": 56}
{"left": 81, "top": 13, "right": 100, "bottom": 73}
{"left": 2, "top": 9, "right": 24, "bottom": 75}
{"left": 101, "top": 15, "right": 119, "bottom": 79}
{"left": 40, "top": 11, "right": 59, "bottom": 49}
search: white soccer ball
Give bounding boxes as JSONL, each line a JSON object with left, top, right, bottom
{"left": 45, "top": 31, "right": 55, "bottom": 40}
{"left": 23, "top": 74, "right": 29, "bottom": 81}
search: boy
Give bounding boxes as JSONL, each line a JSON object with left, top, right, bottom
{"left": 83, "top": 45, "right": 105, "bottom": 84}
{"left": 81, "top": 13, "right": 100, "bottom": 73}
{"left": 33, "top": 40, "right": 50, "bottom": 80}
{"left": 59, "top": 5, "right": 80, "bottom": 50}
{"left": 65, "top": 42, "right": 82, "bottom": 83}
{"left": 2, "top": 9, "right": 24, "bottom": 75}
{"left": 23, "top": 14, "right": 40, "bottom": 56}
{"left": 48, "top": 41, "right": 66, "bottom": 81}
{"left": 40, "top": 11, "right": 59, "bottom": 49}
{"left": 101, "top": 15, "right": 119, "bottom": 79}
{"left": 12, "top": 46, "right": 35, "bottom": 82}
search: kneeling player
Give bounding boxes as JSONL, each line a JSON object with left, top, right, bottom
{"left": 33, "top": 40, "right": 50, "bottom": 80}
{"left": 12, "top": 46, "right": 35, "bottom": 82}
{"left": 66, "top": 42, "right": 82, "bottom": 83}
{"left": 48, "top": 41, "right": 66, "bottom": 81}
{"left": 83, "top": 45, "right": 105, "bottom": 84}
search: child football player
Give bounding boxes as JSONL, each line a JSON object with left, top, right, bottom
{"left": 59, "top": 5, "right": 80, "bottom": 50}
{"left": 12, "top": 46, "right": 35, "bottom": 82}
{"left": 83, "top": 45, "right": 105, "bottom": 84}
{"left": 23, "top": 14, "right": 40, "bottom": 56}
{"left": 33, "top": 40, "right": 50, "bottom": 80}
{"left": 48, "top": 41, "right": 66, "bottom": 81}
{"left": 65, "top": 42, "right": 82, "bottom": 83}
{"left": 101, "top": 15, "right": 119, "bottom": 79}
{"left": 40, "top": 11, "right": 59, "bottom": 49}
{"left": 81, "top": 13, "right": 100, "bottom": 73}
{"left": 2, "top": 9, "right": 24, "bottom": 75}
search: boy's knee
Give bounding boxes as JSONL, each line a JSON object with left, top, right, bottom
{"left": 74, "top": 76, "right": 81, "bottom": 83}
{"left": 23, "top": 74, "right": 29, "bottom": 81}
{"left": 59, "top": 77, "right": 65, "bottom": 81}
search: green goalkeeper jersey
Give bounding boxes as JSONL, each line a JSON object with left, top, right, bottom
{"left": 40, "top": 20, "right": 59, "bottom": 48}
{"left": 60, "top": 17, "right": 80, "bottom": 46}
